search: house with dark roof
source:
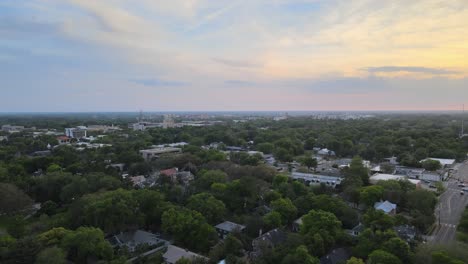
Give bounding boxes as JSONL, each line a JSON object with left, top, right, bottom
{"left": 162, "top": 245, "right": 207, "bottom": 264}
{"left": 215, "top": 221, "right": 246, "bottom": 239}
{"left": 394, "top": 225, "right": 417, "bottom": 242}
{"left": 346, "top": 223, "right": 365, "bottom": 237}
{"left": 108, "top": 230, "right": 165, "bottom": 252}
{"left": 320, "top": 248, "right": 351, "bottom": 264}
{"left": 250, "top": 229, "right": 287, "bottom": 259}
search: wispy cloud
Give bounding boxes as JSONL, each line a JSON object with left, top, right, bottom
{"left": 129, "top": 78, "right": 186, "bottom": 87}
{"left": 225, "top": 80, "right": 255, "bottom": 86}
{"left": 365, "top": 66, "right": 458, "bottom": 75}
{"left": 213, "top": 58, "right": 260, "bottom": 68}
{"left": 185, "top": 0, "right": 245, "bottom": 32}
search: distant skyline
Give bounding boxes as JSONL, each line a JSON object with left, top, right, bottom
{"left": 1, "top": 0, "right": 467, "bottom": 112}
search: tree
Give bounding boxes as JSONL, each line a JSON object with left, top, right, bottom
{"left": 162, "top": 207, "right": 218, "bottom": 253}
{"left": 187, "top": 193, "right": 226, "bottom": 224}
{"left": 61, "top": 227, "right": 113, "bottom": 262}
{"left": 353, "top": 229, "right": 397, "bottom": 258}
{"left": 382, "top": 237, "right": 411, "bottom": 263}
{"left": 270, "top": 198, "right": 297, "bottom": 224}
{"left": 347, "top": 156, "right": 369, "bottom": 185}
{"left": 35, "top": 247, "right": 67, "bottom": 264}
{"left": 421, "top": 159, "right": 442, "bottom": 171}
{"left": 363, "top": 209, "right": 395, "bottom": 231}
{"left": 281, "top": 245, "right": 319, "bottom": 264}
{"left": 347, "top": 257, "right": 364, "bottom": 264}
{"left": 303, "top": 157, "right": 318, "bottom": 172}
{"left": 257, "top": 143, "right": 274, "bottom": 154}
{"left": 0, "top": 183, "right": 33, "bottom": 215}
{"left": 70, "top": 189, "right": 142, "bottom": 233}
{"left": 46, "top": 164, "right": 62, "bottom": 173}
{"left": 263, "top": 211, "right": 282, "bottom": 230}
{"left": 407, "top": 189, "right": 437, "bottom": 216}
{"left": 301, "top": 210, "right": 342, "bottom": 255}
{"left": 359, "top": 186, "right": 384, "bottom": 207}
{"left": 368, "top": 250, "right": 402, "bottom": 264}
{"left": 195, "top": 170, "right": 227, "bottom": 191}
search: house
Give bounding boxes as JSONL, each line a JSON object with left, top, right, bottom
{"left": 384, "top": 156, "right": 399, "bottom": 165}
{"left": 369, "top": 173, "right": 421, "bottom": 187}
{"left": 163, "top": 245, "right": 207, "bottom": 264}
{"left": 317, "top": 148, "right": 336, "bottom": 156}
{"left": 65, "top": 126, "right": 87, "bottom": 139}
{"left": 130, "top": 176, "right": 147, "bottom": 188}
{"left": 108, "top": 230, "right": 165, "bottom": 252}
{"left": 160, "top": 168, "right": 178, "bottom": 182}
{"left": 320, "top": 248, "right": 351, "bottom": 264}
{"left": 394, "top": 225, "right": 417, "bottom": 242}
{"left": 176, "top": 171, "right": 195, "bottom": 186}
{"left": 215, "top": 221, "right": 246, "bottom": 239}
{"left": 291, "top": 172, "right": 342, "bottom": 188}
{"left": 1, "top": 124, "right": 25, "bottom": 133}
{"left": 139, "top": 147, "right": 182, "bottom": 161}
{"left": 395, "top": 166, "right": 424, "bottom": 179}
{"left": 251, "top": 229, "right": 287, "bottom": 259}
{"left": 420, "top": 158, "right": 456, "bottom": 168}
{"left": 346, "top": 223, "right": 365, "bottom": 237}
{"left": 374, "top": 200, "right": 397, "bottom": 215}
{"left": 57, "top": 136, "right": 71, "bottom": 145}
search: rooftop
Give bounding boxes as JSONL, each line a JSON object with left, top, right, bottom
{"left": 163, "top": 245, "right": 206, "bottom": 264}
{"left": 374, "top": 200, "right": 397, "bottom": 214}
{"left": 215, "top": 221, "right": 246, "bottom": 232}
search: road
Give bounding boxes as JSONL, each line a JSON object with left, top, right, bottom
{"left": 430, "top": 161, "right": 468, "bottom": 244}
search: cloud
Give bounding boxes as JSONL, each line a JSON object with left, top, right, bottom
{"left": 224, "top": 80, "right": 255, "bottom": 86}
{"left": 365, "top": 66, "right": 458, "bottom": 75}
{"left": 129, "top": 78, "right": 186, "bottom": 87}
{"left": 213, "top": 58, "right": 260, "bottom": 68}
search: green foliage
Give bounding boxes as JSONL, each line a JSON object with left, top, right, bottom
{"left": 263, "top": 211, "right": 282, "bottom": 230}
{"left": 187, "top": 193, "right": 226, "bottom": 224}
{"left": 353, "top": 229, "right": 397, "bottom": 258}
{"left": 70, "top": 189, "right": 143, "bottom": 233}
{"left": 35, "top": 247, "right": 67, "bottom": 264}
{"left": 359, "top": 185, "right": 384, "bottom": 207}
{"left": 368, "top": 249, "right": 402, "bottom": 264}
{"left": 346, "top": 257, "right": 364, "bottom": 264}
{"left": 363, "top": 209, "right": 396, "bottom": 231}
{"left": 162, "top": 207, "right": 218, "bottom": 253}
{"left": 0, "top": 183, "right": 33, "bottom": 215}
{"left": 61, "top": 227, "right": 113, "bottom": 262}
{"left": 382, "top": 237, "right": 412, "bottom": 263}
{"left": 270, "top": 198, "right": 297, "bottom": 225}
{"left": 300, "top": 210, "right": 342, "bottom": 256}
{"left": 421, "top": 159, "right": 442, "bottom": 171}
{"left": 281, "top": 245, "right": 319, "bottom": 264}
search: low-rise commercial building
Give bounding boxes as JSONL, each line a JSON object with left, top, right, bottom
{"left": 139, "top": 147, "right": 182, "bottom": 161}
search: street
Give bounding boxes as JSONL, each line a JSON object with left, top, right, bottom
{"left": 430, "top": 161, "right": 468, "bottom": 244}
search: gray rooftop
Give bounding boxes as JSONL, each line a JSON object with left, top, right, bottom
{"left": 215, "top": 221, "right": 246, "bottom": 232}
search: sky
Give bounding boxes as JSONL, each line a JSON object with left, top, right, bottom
{"left": 1, "top": 0, "right": 467, "bottom": 112}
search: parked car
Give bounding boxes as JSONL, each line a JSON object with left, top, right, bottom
{"left": 458, "top": 183, "right": 465, "bottom": 187}
{"left": 461, "top": 191, "right": 465, "bottom": 195}
{"left": 429, "top": 183, "right": 436, "bottom": 188}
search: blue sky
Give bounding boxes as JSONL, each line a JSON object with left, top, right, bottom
{"left": 1, "top": 0, "right": 467, "bottom": 112}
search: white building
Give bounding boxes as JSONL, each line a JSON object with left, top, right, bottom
{"left": 139, "top": 147, "right": 182, "bottom": 161}
{"left": 65, "top": 126, "right": 87, "bottom": 139}
{"left": 291, "top": 172, "right": 342, "bottom": 188}
{"left": 370, "top": 173, "right": 421, "bottom": 187}
{"left": 420, "top": 158, "right": 456, "bottom": 167}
